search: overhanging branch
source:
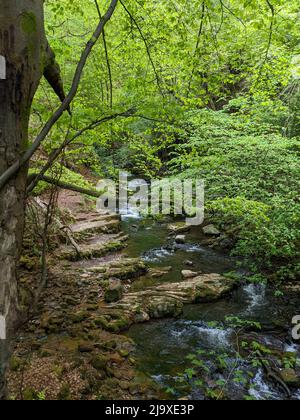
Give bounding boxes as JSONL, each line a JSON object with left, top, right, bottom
{"left": 119, "top": 0, "right": 164, "bottom": 97}
{"left": 27, "top": 174, "right": 102, "bottom": 198}
{"left": 94, "top": 0, "right": 113, "bottom": 109}
{"left": 26, "top": 108, "right": 136, "bottom": 194}
{"left": 0, "top": 0, "right": 119, "bottom": 192}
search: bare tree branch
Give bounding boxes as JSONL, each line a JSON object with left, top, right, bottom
{"left": 119, "top": 0, "right": 164, "bottom": 97}
{"left": 94, "top": 0, "right": 113, "bottom": 109}
{"left": 0, "top": 0, "right": 119, "bottom": 192}
{"left": 27, "top": 108, "right": 137, "bottom": 194}
{"left": 255, "top": 0, "right": 275, "bottom": 84}
{"left": 219, "top": 0, "right": 246, "bottom": 28}
{"left": 187, "top": 1, "right": 206, "bottom": 97}
{"left": 265, "top": 0, "right": 275, "bottom": 61}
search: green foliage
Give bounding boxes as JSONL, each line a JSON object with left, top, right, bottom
{"left": 29, "top": 162, "right": 95, "bottom": 196}
{"left": 170, "top": 108, "right": 300, "bottom": 277}
{"left": 26, "top": 0, "right": 300, "bottom": 280}
{"left": 30, "top": 0, "right": 300, "bottom": 176}
{"left": 225, "top": 317, "right": 261, "bottom": 331}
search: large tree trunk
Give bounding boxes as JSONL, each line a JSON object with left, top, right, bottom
{"left": 0, "top": 0, "right": 46, "bottom": 398}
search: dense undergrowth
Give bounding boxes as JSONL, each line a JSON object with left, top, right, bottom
{"left": 31, "top": 95, "right": 300, "bottom": 281}
{"left": 92, "top": 95, "right": 299, "bottom": 280}
{"left": 170, "top": 105, "right": 299, "bottom": 280}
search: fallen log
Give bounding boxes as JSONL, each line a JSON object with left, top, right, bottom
{"left": 27, "top": 174, "right": 102, "bottom": 198}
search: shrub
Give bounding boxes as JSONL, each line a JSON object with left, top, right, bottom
{"left": 170, "top": 107, "right": 300, "bottom": 278}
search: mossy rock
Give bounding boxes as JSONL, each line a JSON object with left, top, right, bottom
{"left": 90, "top": 355, "right": 109, "bottom": 371}
{"left": 147, "top": 297, "right": 183, "bottom": 319}
{"left": 70, "top": 311, "right": 90, "bottom": 323}
{"left": 9, "top": 357, "right": 22, "bottom": 372}
{"left": 78, "top": 341, "right": 94, "bottom": 353}
{"left": 104, "top": 280, "right": 124, "bottom": 303}
{"left": 106, "top": 316, "right": 131, "bottom": 333}
{"left": 96, "top": 340, "right": 118, "bottom": 351}
{"left": 118, "top": 348, "right": 130, "bottom": 358}
{"left": 94, "top": 316, "right": 109, "bottom": 329}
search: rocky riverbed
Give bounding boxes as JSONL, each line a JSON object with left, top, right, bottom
{"left": 7, "top": 192, "right": 159, "bottom": 400}
{"left": 123, "top": 218, "right": 300, "bottom": 401}
{"left": 7, "top": 190, "right": 300, "bottom": 400}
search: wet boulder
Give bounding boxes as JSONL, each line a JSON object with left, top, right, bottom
{"left": 193, "top": 274, "right": 234, "bottom": 302}
{"left": 175, "top": 235, "right": 186, "bottom": 244}
{"left": 184, "top": 260, "right": 194, "bottom": 267}
{"left": 133, "top": 311, "right": 150, "bottom": 323}
{"left": 279, "top": 369, "right": 300, "bottom": 387}
{"left": 167, "top": 222, "right": 191, "bottom": 235}
{"left": 90, "top": 355, "right": 109, "bottom": 371}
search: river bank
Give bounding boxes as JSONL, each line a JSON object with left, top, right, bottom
{"left": 6, "top": 189, "right": 300, "bottom": 400}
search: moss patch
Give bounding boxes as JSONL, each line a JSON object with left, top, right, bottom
{"left": 21, "top": 12, "right": 37, "bottom": 35}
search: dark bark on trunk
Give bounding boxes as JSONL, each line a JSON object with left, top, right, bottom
{"left": 0, "top": 0, "right": 46, "bottom": 398}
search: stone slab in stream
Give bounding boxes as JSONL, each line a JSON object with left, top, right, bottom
{"left": 88, "top": 258, "right": 148, "bottom": 281}
{"left": 104, "top": 273, "right": 237, "bottom": 323}
{"left": 57, "top": 233, "right": 128, "bottom": 261}
{"left": 70, "top": 215, "right": 120, "bottom": 237}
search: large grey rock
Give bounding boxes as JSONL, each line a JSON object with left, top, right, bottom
{"left": 175, "top": 235, "right": 186, "bottom": 244}
{"left": 203, "top": 224, "right": 221, "bottom": 236}
{"left": 147, "top": 297, "right": 183, "bottom": 319}
{"left": 105, "top": 274, "right": 237, "bottom": 322}
{"left": 181, "top": 270, "right": 199, "bottom": 279}
{"left": 167, "top": 222, "right": 191, "bottom": 234}
{"left": 149, "top": 267, "right": 172, "bottom": 278}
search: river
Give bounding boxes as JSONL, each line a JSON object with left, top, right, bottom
{"left": 120, "top": 212, "right": 300, "bottom": 400}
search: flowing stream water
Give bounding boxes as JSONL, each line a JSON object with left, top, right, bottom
{"left": 120, "top": 212, "right": 300, "bottom": 400}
